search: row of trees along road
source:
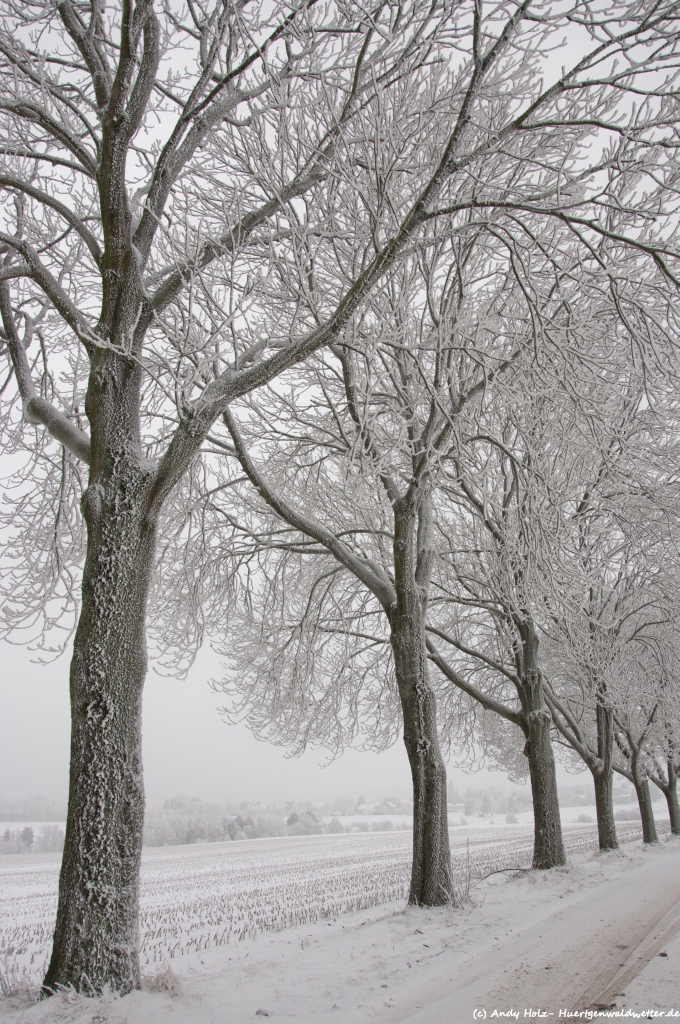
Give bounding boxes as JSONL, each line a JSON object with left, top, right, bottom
{"left": 1, "top": 0, "right": 680, "bottom": 997}
{"left": 172, "top": 234, "right": 680, "bottom": 881}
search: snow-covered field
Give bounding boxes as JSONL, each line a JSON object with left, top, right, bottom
{"left": 0, "top": 817, "right": 669, "bottom": 1005}
{"left": 330, "top": 801, "right": 663, "bottom": 832}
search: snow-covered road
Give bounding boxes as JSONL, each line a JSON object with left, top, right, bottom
{"left": 376, "top": 837, "right": 680, "bottom": 1021}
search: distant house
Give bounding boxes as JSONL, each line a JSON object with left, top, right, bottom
{"left": 374, "top": 800, "right": 398, "bottom": 815}
{"left": 355, "top": 798, "right": 412, "bottom": 816}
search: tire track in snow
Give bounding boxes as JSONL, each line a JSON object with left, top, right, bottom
{"left": 579, "top": 881, "right": 680, "bottom": 1011}
{"left": 373, "top": 840, "right": 680, "bottom": 1023}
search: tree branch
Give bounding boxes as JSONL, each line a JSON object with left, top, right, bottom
{"left": 58, "top": 0, "right": 112, "bottom": 112}
{"left": 542, "top": 686, "right": 601, "bottom": 774}
{"left": 0, "top": 234, "right": 98, "bottom": 351}
{"left": 0, "top": 174, "right": 102, "bottom": 267}
{"left": 426, "top": 638, "right": 525, "bottom": 729}
{"left": 0, "top": 99, "right": 97, "bottom": 176}
{"left": 223, "top": 407, "right": 396, "bottom": 608}
{"left": 0, "top": 282, "right": 91, "bottom": 463}
{"left": 426, "top": 623, "right": 521, "bottom": 687}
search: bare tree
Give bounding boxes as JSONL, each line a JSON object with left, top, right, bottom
{"left": 1, "top": 0, "right": 679, "bottom": 993}
{"left": 429, "top": 370, "right": 574, "bottom": 868}
{"left": 646, "top": 700, "right": 680, "bottom": 835}
{"left": 611, "top": 641, "right": 668, "bottom": 844}
{"left": 154, "top": 239, "right": 498, "bottom": 903}
{"left": 0, "top": 0, "right": 467, "bottom": 992}
{"left": 545, "top": 561, "right": 675, "bottom": 848}
{"left": 629, "top": 626, "right": 680, "bottom": 836}
{"left": 165, "top": 223, "right": 666, "bottom": 879}
{"left": 603, "top": 619, "right": 680, "bottom": 842}
{"left": 541, "top": 382, "right": 680, "bottom": 848}
{"left": 163, "top": 192, "right": 653, "bottom": 890}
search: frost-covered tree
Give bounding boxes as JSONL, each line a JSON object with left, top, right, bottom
{"left": 0, "top": 0, "right": 468, "bottom": 993}
{"left": 182, "top": 239, "right": 528, "bottom": 906}
{"left": 429, "top": 367, "right": 573, "bottom": 868}
{"left": 610, "top": 634, "right": 679, "bottom": 844}
{"left": 541, "top": 384, "right": 680, "bottom": 848}
{"left": 646, "top": 699, "right": 680, "bottom": 836}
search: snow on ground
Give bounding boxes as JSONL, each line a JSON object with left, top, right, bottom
{"left": 1, "top": 822, "right": 678, "bottom": 1023}
{"left": 332, "top": 815, "right": 413, "bottom": 830}
{"left": 1, "top": 819, "right": 653, "bottom": 986}
{"left": 447, "top": 801, "right": 670, "bottom": 830}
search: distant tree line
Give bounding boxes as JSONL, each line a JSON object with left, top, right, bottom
{"left": 1, "top": 824, "right": 64, "bottom": 854}
{"left": 141, "top": 795, "right": 412, "bottom": 847}
{"left": 3, "top": 784, "right": 650, "bottom": 853}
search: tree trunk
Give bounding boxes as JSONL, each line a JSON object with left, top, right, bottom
{"left": 525, "top": 707, "right": 566, "bottom": 869}
{"left": 593, "top": 769, "right": 618, "bottom": 852}
{"left": 633, "top": 775, "right": 658, "bottom": 844}
{"left": 396, "top": 644, "right": 452, "bottom": 906}
{"left": 521, "top": 627, "right": 566, "bottom": 870}
{"left": 593, "top": 702, "right": 618, "bottom": 851}
{"left": 391, "top": 495, "right": 451, "bottom": 906}
{"left": 44, "top": 362, "right": 156, "bottom": 995}
{"left": 665, "top": 761, "right": 680, "bottom": 835}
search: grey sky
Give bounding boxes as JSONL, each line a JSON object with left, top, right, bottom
{"left": 0, "top": 639, "right": 547, "bottom": 807}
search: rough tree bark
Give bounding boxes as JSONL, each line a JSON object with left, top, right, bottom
{"left": 662, "top": 763, "right": 680, "bottom": 834}
{"left": 43, "top": 351, "right": 156, "bottom": 993}
{"left": 634, "top": 775, "right": 659, "bottom": 844}
{"left": 629, "top": 742, "right": 659, "bottom": 844}
{"left": 391, "top": 494, "right": 452, "bottom": 905}
{"left": 519, "top": 625, "right": 566, "bottom": 870}
{"left": 592, "top": 700, "right": 618, "bottom": 851}
{"left": 593, "top": 771, "right": 617, "bottom": 852}
{"left": 650, "top": 760, "right": 680, "bottom": 835}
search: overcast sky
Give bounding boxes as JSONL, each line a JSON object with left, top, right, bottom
{"left": 0, "top": 638, "right": 565, "bottom": 808}
{"left": 0, "top": 22, "right": 602, "bottom": 816}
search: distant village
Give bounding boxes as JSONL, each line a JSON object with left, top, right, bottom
{"left": 1, "top": 777, "right": 649, "bottom": 853}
